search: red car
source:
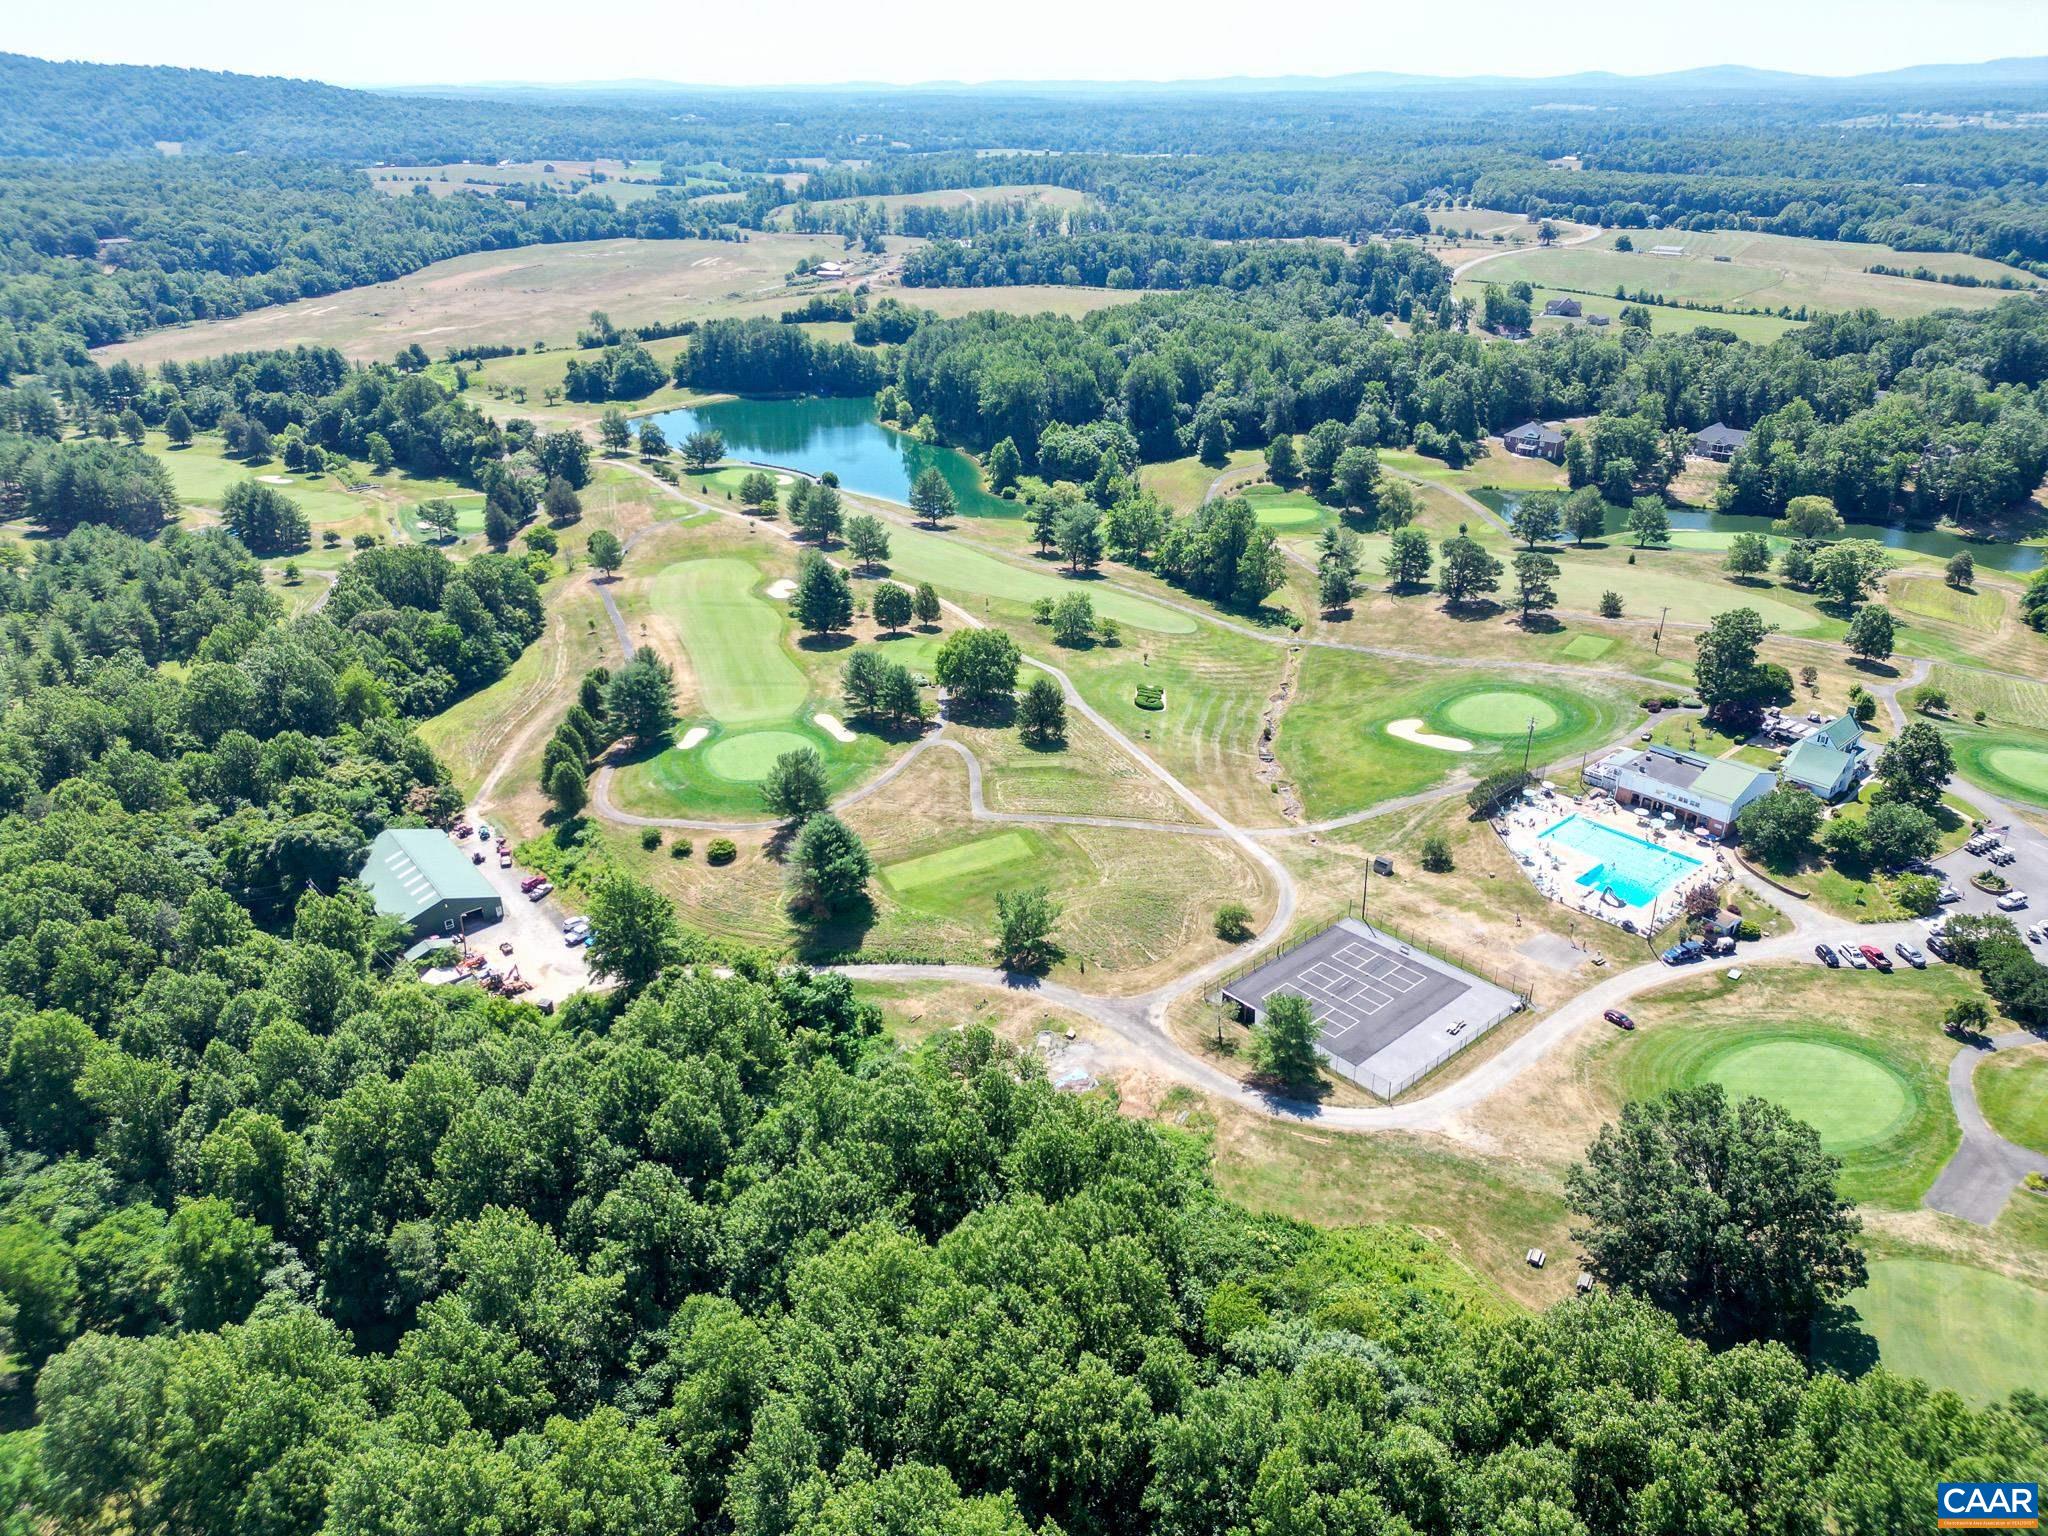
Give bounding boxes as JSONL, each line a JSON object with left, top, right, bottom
{"left": 1859, "top": 944, "right": 1893, "bottom": 972}
{"left": 1603, "top": 1009, "right": 1636, "bottom": 1031}
{"left": 454, "top": 823, "right": 473, "bottom": 839}
{"left": 519, "top": 875, "right": 547, "bottom": 893}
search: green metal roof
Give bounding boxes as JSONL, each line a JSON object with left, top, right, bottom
{"left": 1690, "top": 758, "right": 1774, "bottom": 805}
{"left": 1782, "top": 737, "right": 1858, "bottom": 794}
{"left": 1814, "top": 714, "right": 1862, "bottom": 750}
{"left": 360, "top": 828, "right": 496, "bottom": 922}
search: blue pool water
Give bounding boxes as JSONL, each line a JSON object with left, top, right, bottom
{"left": 1538, "top": 815, "right": 1704, "bottom": 909}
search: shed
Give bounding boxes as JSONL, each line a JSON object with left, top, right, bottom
{"left": 360, "top": 828, "right": 503, "bottom": 938}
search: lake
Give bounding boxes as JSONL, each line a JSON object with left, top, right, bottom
{"left": 643, "top": 396, "right": 1014, "bottom": 518}
{"left": 1487, "top": 491, "right": 2045, "bottom": 574}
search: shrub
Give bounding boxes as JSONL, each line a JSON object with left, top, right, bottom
{"left": 1734, "top": 919, "right": 1762, "bottom": 942}
{"left": 1214, "top": 902, "right": 1253, "bottom": 941}
{"left": 1419, "top": 833, "right": 1454, "bottom": 872}
{"left": 669, "top": 839, "right": 693, "bottom": 859}
{"left": 708, "top": 837, "right": 737, "bottom": 865}
{"left": 1135, "top": 684, "right": 1165, "bottom": 710}
{"left": 640, "top": 828, "right": 663, "bottom": 851}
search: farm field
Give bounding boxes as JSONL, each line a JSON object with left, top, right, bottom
{"left": 98, "top": 235, "right": 855, "bottom": 365}
{"left": 770, "top": 183, "right": 1090, "bottom": 227}
{"left": 1454, "top": 280, "right": 1797, "bottom": 341}
{"left": 364, "top": 157, "right": 714, "bottom": 202}
{"left": 876, "top": 283, "right": 1148, "bottom": 321}
{"left": 1464, "top": 226, "right": 2039, "bottom": 322}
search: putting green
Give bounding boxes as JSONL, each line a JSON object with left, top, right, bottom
{"left": 1242, "top": 486, "right": 1326, "bottom": 528}
{"left": 702, "top": 729, "right": 815, "bottom": 782}
{"left": 1947, "top": 727, "right": 2048, "bottom": 808}
{"left": 652, "top": 558, "right": 805, "bottom": 724}
{"left": 1440, "top": 688, "right": 1563, "bottom": 737}
{"left": 1705, "top": 1040, "right": 1912, "bottom": 1148}
{"left": 1985, "top": 746, "right": 2048, "bottom": 794}
{"left": 883, "top": 830, "right": 1036, "bottom": 892}
{"left": 1822, "top": 1259, "right": 2048, "bottom": 1406}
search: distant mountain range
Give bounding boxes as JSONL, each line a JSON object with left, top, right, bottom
{"left": 390, "top": 56, "right": 2048, "bottom": 99}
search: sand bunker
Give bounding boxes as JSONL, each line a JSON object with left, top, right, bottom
{"left": 814, "top": 713, "right": 857, "bottom": 744}
{"left": 258, "top": 475, "right": 293, "bottom": 485}
{"left": 775, "top": 473, "right": 796, "bottom": 486}
{"left": 676, "top": 726, "right": 710, "bottom": 751}
{"left": 765, "top": 578, "right": 797, "bottom": 600}
{"left": 1387, "top": 717, "right": 1474, "bottom": 752}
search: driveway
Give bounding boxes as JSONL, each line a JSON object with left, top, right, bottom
{"left": 453, "top": 813, "right": 594, "bottom": 1009}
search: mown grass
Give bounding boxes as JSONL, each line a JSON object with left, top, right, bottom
{"left": 1979, "top": 1049, "right": 2048, "bottom": 1156}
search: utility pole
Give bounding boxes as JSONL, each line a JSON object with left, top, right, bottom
{"left": 1521, "top": 716, "right": 1537, "bottom": 778}
{"left": 1653, "top": 605, "right": 1670, "bottom": 654}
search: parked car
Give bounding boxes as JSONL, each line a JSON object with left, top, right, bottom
{"left": 1842, "top": 945, "right": 1869, "bottom": 969}
{"left": 519, "top": 875, "right": 547, "bottom": 893}
{"left": 1938, "top": 884, "right": 1963, "bottom": 904}
{"left": 476, "top": 824, "right": 491, "bottom": 842}
{"left": 470, "top": 850, "right": 485, "bottom": 864}
{"left": 1992, "top": 848, "right": 2019, "bottom": 867}
{"left": 454, "top": 823, "right": 473, "bottom": 839}
{"left": 1894, "top": 942, "right": 1927, "bottom": 969}
{"left": 1928, "top": 934, "right": 1956, "bottom": 961}
{"left": 561, "top": 916, "right": 589, "bottom": 936}
{"left": 498, "top": 851, "right": 513, "bottom": 868}
{"left": 527, "top": 881, "right": 553, "bottom": 901}
{"left": 1859, "top": 944, "right": 1893, "bottom": 972}
{"left": 1815, "top": 943, "right": 1840, "bottom": 967}
{"left": 564, "top": 929, "right": 587, "bottom": 947}
{"left": 1998, "top": 891, "right": 2031, "bottom": 911}
{"left": 1603, "top": 1009, "right": 1636, "bottom": 1030}
{"left": 1661, "top": 940, "right": 1705, "bottom": 965}
{"left": 2026, "top": 924, "right": 2044, "bottom": 945}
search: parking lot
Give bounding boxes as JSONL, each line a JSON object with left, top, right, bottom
{"left": 1935, "top": 811, "right": 2048, "bottom": 949}
{"left": 446, "top": 814, "right": 596, "bottom": 1008}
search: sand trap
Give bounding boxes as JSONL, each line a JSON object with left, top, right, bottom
{"left": 258, "top": 474, "right": 293, "bottom": 485}
{"left": 676, "top": 726, "right": 709, "bottom": 751}
{"left": 1387, "top": 717, "right": 1474, "bottom": 752}
{"left": 775, "top": 473, "right": 796, "bottom": 486}
{"left": 765, "top": 578, "right": 797, "bottom": 599}
{"left": 814, "top": 713, "right": 857, "bottom": 744}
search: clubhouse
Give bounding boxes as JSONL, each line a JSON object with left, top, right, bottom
{"left": 1583, "top": 744, "right": 1776, "bottom": 837}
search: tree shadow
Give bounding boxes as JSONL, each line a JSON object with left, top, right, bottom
{"left": 1518, "top": 612, "right": 1565, "bottom": 634}
{"left": 1019, "top": 730, "right": 1068, "bottom": 755}
{"left": 797, "top": 631, "right": 856, "bottom": 653}
{"left": 1443, "top": 597, "right": 1505, "bottom": 622}
{"left": 1320, "top": 603, "right": 1356, "bottom": 622}
{"left": 947, "top": 696, "right": 1017, "bottom": 729}
{"left": 790, "top": 896, "right": 878, "bottom": 964}
{"left": 1850, "top": 657, "right": 1901, "bottom": 679}
{"left": 1809, "top": 1301, "right": 1882, "bottom": 1378}
{"left": 847, "top": 711, "right": 932, "bottom": 746}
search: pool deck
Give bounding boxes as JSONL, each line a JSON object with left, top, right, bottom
{"left": 1496, "top": 791, "right": 1732, "bottom": 933}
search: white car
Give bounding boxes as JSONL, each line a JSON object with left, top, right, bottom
{"left": 1841, "top": 945, "right": 1869, "bottom": 969}
{"left": 1997, "top": 891, "right": 2030, "bottom": 911}
{"left": 561, "top": 916, "right": 589, "bottom": 936}
{"left": 2026, "top": 924, "right": 2044, "bottom": 945}
{"left": 527, "top": 881, "right": 554, "bottom": 901}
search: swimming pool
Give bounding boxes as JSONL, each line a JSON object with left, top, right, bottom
{"left": 1537, "top": 814, "right": 1704, "bottom": 910}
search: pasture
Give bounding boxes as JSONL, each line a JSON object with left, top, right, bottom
{"left": 364, "top": 158, "right": 700, "bottom": 204}
{"left": 874, "top": 283, "right": 1147, "bottom": 322}
{"left": 99, "top": 235, "right": 852, "bottom": 365}
{"left": 1464, "top": 227, "right": 2038, "bottom": 324}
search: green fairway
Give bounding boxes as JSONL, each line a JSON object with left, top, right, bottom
{"left": 1821, "top": 1260, "right": 2048, "bottom": 1406}
{"left": 1945, "top": 725, "right": 2048, "bottom": 807}
{"left": 1279, "top": 657, "right": 1634, "bottom": 819}
{"left": 1439, "top": 688, "right": 1563, "bottom": 737}
{"left": 1978, "top": 1050, "right": 2048, "bottom": 1156}
{"left": 1559, "top": 634, "right": 1614, "bottom": 661}
{"left": 1704, "top": 1040, "right": 1912, "bottom": 1147}
{"left": 882, "top": 830, "right": 1037, "bottom": 892}
{"left": 703, "top": 728, "right": 815, "bottom": 782}
{"left": 652, "top": 558, "right": 807, "bottom": 723}
{"left": 882, "top": 525, "right": 1196, "bottom": 634}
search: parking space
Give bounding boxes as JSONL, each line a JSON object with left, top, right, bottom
{"left": 1936, "top": 812, "right": 2048, "bottom": 951}
{"left": 448, "top": 814, "right": 596, "bottom": 1007}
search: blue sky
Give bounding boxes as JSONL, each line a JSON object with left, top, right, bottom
{"left": 10, "top": 0, "right": 2048, "bottom": 87}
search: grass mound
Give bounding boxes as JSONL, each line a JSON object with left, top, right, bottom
{"left": 1135, "top": 684, "right": 1165, "bottom": 710}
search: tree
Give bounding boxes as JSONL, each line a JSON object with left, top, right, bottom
{"left": 1419, "top": 833, "right": 1454, "bottom": 872}
{"left": 990, "top": 886, "right": 1062, "bottom": 970}
{"left": 1330, "top": 446, "right": 1380, "bottom": 516}
{"left": 637, "top": 421, "right": 670, "bottom": 459}
{"left": 547, "top": 759, "right": 587, "bottom": 820}
{"left": 1018, "top": 675, "right": 1067, "bottom": 744}
{"left": 1565, "top": 487, "right": 1608, "bottom": 546}
{"left": 791, "top": 483, "right": 843, "bottom": 544}
{"left": 588, "top": 528, "right": 624, "bottom": 578}
{"left": 165, "top": 1198, "right": 270, "bottom": 1330}
{"left": 1734, "top": 785, "right": 1823, "bottom": 864}
{"left": 1028, "top": 491, "right": 1063, "bottom": 554}
{"left": 1861, "top": 800, "right": 1939, "bottom": 870}
{"left": 1947, "top": 549, "right": 1976, "bottom": 589}
{"left": 1054, "top": 504, "right": 1103, "bottom": 572}
{"left": 1626, "top": 500, "right": 1672, "bottom": 549}
{"left": 1946, "top": 996, "right": 1994, "bottom": 1036}
{"left": 1317, "top": 524, "right": 1361, "bottom": 611}
{"left": 1264, "top": 433, "right": 1300, "bottom": 487}
{"left": 1773, "top": 495, "right": 1845, "bottom": 542}
{"left": 484, "top": 502, "right": 517, "bottom": 549}
{"left": 910, "top": 467, "right": 956, "bottom": 527}
{"left": 842, "top": 650, "right": 887, "bottom": 718}
{"left": 681, "top": 430, "right": 725, "bottom": 471}
{"left": 164, "top": 406, "right": 194, "bottom": 447}
{"left": 1874, "top": 721, "right": 1955, "bottom": 814}
{"left": 738, "top": 471, "right": 779, "bottom": 515}
{"left": 1566, "top": 1083, "right": 1866, "bottom": 1347}
{"left": 1436, "top": 536, "right": 1502, "bottom": 606}
{"left": 1509, "top": 493, "right": 1561, "bottom": 549}
{"left": 605, "top": 650, "right": 677, "bottom": 746}
{"left": 790, "top": 551, "right": 853, "bottom": 636}
{"left": 1214, "top": 902, "right": 1253, "bottom": 940}
{"left": 1050, "top": 592, "right": 1094, "bottom": 647}
{"left": 1252, "top": 993, "right": 1322, "bottom": 1091}
{"left": 877, "top": 663, "right": 923, "bottom": 728}
{"left": 1599, "top": 590, "right": 1625, "bottom": 618}
{"left": 1813, "top": 540, "right": 1892, "bottom": 608}
{"left": 1725, "top": 531, "right": 1773, "bottom": 578}
{"left": 787, "top": 814, "right": 870, "bottom": 916}
{"left": 1777, "top": 541, "right": 1816, "bottom": 589}
{"left": 221, "top": 480, "right": 309, "bottom": 555}
{"left": 546, "top": 476, "right": 583, "bottom": 526}
{"left": 871, "top": 582, "right": 913, "bottom": 634}
{"left": 417, "top": 498, "right": 459, "bottom": 541}
{"left": 1693, "top": 607, "right": 1778, "bottom": 725}
{"left": 761, "top": 748, "right": 830, "bottom": 824}
{"left": 912, "top": 583, "right": 942, "bottom": 628}
{"left": 1382, "top": 526, "right": 1432, "bottom": 589}
{"left": 585, "top": 868, "right": 683, "bottom": 991}
{"left": 1513, "top": 551, "right": 1560, "bottom": 623}
{"left": 845, "top": 514, "right": 890, "bottom": 570}
{"left": 987, "top": 437, "right": 1023, "bottom": 491}
{"left": 1845, "top": 603, "right": 1895, "bottom": 664}
{"left": 935, "top": 628, "right": 1019, "bottom": 710}
{"left": 1104, "top": 493, "right": 1166, "bottom": 563}
{"left": 599, "top": 409, "right": 633, "bottom": 455}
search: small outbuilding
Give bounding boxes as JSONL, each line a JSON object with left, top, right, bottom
{"left": 360, "top": 828, "right": 503, "bottom": 939}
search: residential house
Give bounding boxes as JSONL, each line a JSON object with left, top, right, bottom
{"left": 1542, "top": 297, "right": 1582, "bottom": 318}
{"left": 1501, "top": 421, "right": 1567, "bottom": 461}
{"left": 1692, "top": 422, "right": 1751, "bottom": 461}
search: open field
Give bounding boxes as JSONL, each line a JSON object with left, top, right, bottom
{"left": 1455, "top": 281, "right": 1797, "bottom": 341}
{"left": 1927, "top": 664, "right": 2048, "bottom": 731}
{"left": 875, "top": 283, "right": 1148, "bottom": 322}
{"left": 99, "top": 235, "right": 855, "bottom": 365}
{"left": 365, "top": 158, "right": 707, "bottom": 203}
{"left": 771, "top": 183, "right": 1090, "bottom": 227}
{"left": 1980, "top": 1049, "right": 2048, "bottom": 1157}
{"left": 881, "top": 526, "right": 1196, "bottom": 634}
{"left": 1463, "top": 226, "right": 2038, "bottom": 323}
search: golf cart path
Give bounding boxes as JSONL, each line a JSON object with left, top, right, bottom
{"left": 1924, "top": 1030, "right": 2048, "bottom": 1225}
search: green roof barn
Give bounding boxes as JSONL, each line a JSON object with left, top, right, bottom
{"left": 360, "top": 828, "right": 503, "bottom": 937}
